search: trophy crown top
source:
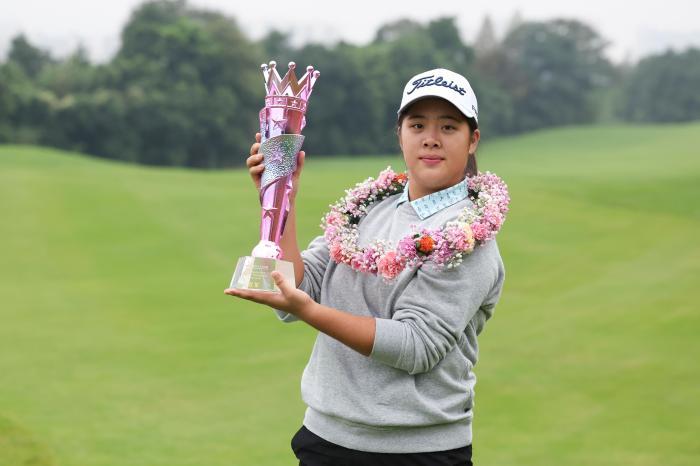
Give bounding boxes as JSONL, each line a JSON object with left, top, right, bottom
{"left": 261, "top": 60, "right": 320, "bottom": 101}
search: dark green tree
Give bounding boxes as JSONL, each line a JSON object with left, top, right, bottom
{"left": 106, "top": 0, "right": 262, "bottom": 166}
{"left": 618, "top": 48, "right": 700, "bottom": 123}
{"left": 491, "top": 19, "right": 614, "bottom": 133}
{"left": 7, "top": 34, "right": 54, "bottom": 79}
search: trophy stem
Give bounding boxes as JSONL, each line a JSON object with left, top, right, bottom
{"left": 259, "top": 173, "right": 294, "bottom": 253}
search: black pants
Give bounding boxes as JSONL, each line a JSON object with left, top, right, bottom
{"left": 291, "top": 425, "right": 473, "bottom": 466}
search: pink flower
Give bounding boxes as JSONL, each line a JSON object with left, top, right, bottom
{"left": 486, "top": 213, "right": 503, "bottom": 229}
{"left": 377, "top": 251, "right": 405, "bottom": 280}
{"left": 431, "top": 236, "right": 453, "bottom": 265}
{"left": 470, "top": 222, "right": 490, "bottom": 241}
{"left": 329, "top": 242, "right": 344, "bottom": 262}
{"left": 445, "top": 226, "right": 471, "bottom": 251}
{"left": 397, "top": 236, "right": 418, "bottom": 260}
{"left": 361, "top": 247, "right": 380, "bottom": 273}
{"left": 376, "top": 169, "right": 395, "bottom": 189}
{"left": 325, "top": 210, "right": 344, "bottom": 227}
{"left": 324, "top": 225, "right": 338, "bottom": 240}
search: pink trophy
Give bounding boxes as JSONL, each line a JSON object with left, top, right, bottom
{"left": 230, "top": 61, "right": 320, "bottom": 292}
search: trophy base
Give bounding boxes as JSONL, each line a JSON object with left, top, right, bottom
{"left": 230, "top": 256, "right": 295, "bottom": 292}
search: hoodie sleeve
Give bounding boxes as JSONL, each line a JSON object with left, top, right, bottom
{"left": 369, "top": 239, "right": 505, "bottom": 374}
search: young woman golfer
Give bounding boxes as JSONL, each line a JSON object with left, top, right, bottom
{"left": 225, "top": 68, "right": 509, "bottom": 465}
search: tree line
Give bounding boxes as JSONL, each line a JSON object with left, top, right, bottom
{"left": 1, "top": 0, "right": 699, "bottom": 168}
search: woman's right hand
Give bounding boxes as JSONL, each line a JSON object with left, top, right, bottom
{"left": 246, "top": 132, "right": 306, "bottom": 202}
{"left": 246, "top": 133, "right": 265, "bottom": 191}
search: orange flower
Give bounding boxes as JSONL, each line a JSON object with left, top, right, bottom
{"left": 395, "top": 173, "right": 408, "bottom": 184}
{"left": 417, "top": 235, "right": 434, "bottom": 254}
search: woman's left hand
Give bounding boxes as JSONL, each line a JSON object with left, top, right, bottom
{"left": 224, "top": 271, "right": 314, "bottom": 317}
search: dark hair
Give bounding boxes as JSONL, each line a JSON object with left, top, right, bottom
{"left": 397, "top": 110, "right": 479, "bottom": 178}
{"left": 464, "top": 117, "right": 478, "bottom": 178}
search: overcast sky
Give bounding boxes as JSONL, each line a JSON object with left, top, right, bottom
{"left": 1, "top": 0, "right": 699, "bottom": 64}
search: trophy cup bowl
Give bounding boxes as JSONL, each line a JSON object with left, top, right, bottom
{"left": 230, "top": 61, "right": 320, "bottom": 293}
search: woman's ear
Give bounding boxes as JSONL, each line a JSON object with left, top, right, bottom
{"left": 469, "top": 128, "right": 480, "bottom": 155}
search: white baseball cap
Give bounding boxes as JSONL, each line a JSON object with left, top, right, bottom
{"left": 397, "top": 68, "right": 479, "bottom": 124}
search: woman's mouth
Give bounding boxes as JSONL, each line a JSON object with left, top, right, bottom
{"left": 419, "top": 156, "right": 444, "bottom": 166}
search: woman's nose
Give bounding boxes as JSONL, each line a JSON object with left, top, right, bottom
{"left": 422, "top": 138, "right": 441, "bottom": 148}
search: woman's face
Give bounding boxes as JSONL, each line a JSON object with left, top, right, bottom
{"left": 398, "top": 97, "right": 479, "bottom": 200}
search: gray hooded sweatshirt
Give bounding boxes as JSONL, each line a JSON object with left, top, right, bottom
{"left": 274, "top": 188, "right": 506, "bottom": 453}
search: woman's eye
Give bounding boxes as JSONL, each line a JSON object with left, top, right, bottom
{"left": 443, "top": 125, "right": 456, "bottom": 131}
{"left": 411, "top": 123, "right": 423, "bottom": 129}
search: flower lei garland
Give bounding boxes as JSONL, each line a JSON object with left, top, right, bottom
{"left": 321, "top": 167, "right": 510, "bottom": 281}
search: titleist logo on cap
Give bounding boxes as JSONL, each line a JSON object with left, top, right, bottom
{"left": 406, "top": 75, "right": 467, "bottom": 96}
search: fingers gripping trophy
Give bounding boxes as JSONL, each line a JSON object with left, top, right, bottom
{"left": 230, "top": 61, "right": 320, "bottom": 292}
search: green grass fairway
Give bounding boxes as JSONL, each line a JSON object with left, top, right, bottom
{"left": 1, "top": 123, "right": 699, "bottom": 466}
